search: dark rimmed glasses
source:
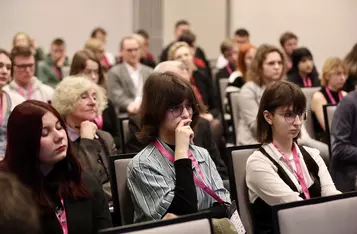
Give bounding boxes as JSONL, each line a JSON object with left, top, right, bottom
{"left": 170, "top": 103, "right": 195, "bottom": 118}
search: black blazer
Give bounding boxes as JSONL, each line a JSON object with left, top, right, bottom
{"left": 40, "top": 173, "right": 112, "bottom": 234}
{"left": 102, "top": 99, "right": 122, "bottom": 151}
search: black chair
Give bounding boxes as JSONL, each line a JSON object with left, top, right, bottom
{"left": 99, "top": 210, "right": 214, "bottom": 234}
{"left": 118, "top": 116, "right": 130, "bottom": 153}
{"left": 108, "top": 153, "right": 136, "bottom": 226}
{"left": 323, "top": 104, "right": 337, "bottom": 160}
{"left": 272, "top": 192, "right": 357, "bottom": 234}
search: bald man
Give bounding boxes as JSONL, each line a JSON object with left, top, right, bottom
{"left": 126, "top": 61, "right": 229, "bottom": 180}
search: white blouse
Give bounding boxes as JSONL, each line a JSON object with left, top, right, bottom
{"left": 246, "top": 143, "right": 340, "bottom": 205}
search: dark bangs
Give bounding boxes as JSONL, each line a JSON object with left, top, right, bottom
{"left": 263, "top": 81, "right": 306, "bottom": 114}
{"left": 291, "top": 47, "right": 313, "bottom": 68}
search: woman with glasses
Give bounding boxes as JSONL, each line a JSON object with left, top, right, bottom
{"left": 246, "top": 81, "right": 340, "bottom": 234}
{"left": 70, "top": 50, "right": 121, "bottom": 151}
{"left": 127, "top": 72, "right": 230, "bottom": 223}
{"left": 311, "top": 57, "right": 347, "bottom": 143}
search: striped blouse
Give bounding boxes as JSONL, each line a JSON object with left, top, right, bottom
{"left": 127, "top": 139, "right": 231, "bottom": 223}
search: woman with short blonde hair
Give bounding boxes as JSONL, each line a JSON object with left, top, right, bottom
{"left": 311, "top": 57, "right": 347, "bottom": 142}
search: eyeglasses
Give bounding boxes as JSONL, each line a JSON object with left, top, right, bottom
{"left": 14, "top": 63, "right": 34, "bottom": 70}
{"left": 275, "top": 110, "right": 308, "bottom": 124}
{"left": 170, "top": 103, "right": 195, "bottom": 118}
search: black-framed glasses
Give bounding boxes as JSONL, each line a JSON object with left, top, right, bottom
{"left": 275, "top": 110, "right": 308, "bottom": 124}
{"left": 14, "top": 63, "right": 34, "bottom": 70}
{"left": 170, "top": 103, "right": 195, "bottom": 118}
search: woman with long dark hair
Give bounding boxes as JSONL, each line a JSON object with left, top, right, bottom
{"left": 0, "top": 100, "right": 111, "bottom": 233}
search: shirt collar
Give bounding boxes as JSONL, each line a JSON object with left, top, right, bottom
{"left": 66, "top": 124, "right": 98, "bottom": 142}
{"left": 124, "top": 62, "right": 141, "bottom": 74}
{"left": 266, "top": 142, "right": 302, "bottom": 161}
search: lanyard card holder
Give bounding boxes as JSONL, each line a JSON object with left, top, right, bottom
{"left": 226, "top": 201, "right": 246, "bottom": 234}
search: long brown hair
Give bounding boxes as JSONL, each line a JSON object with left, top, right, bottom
{"left": 246, "top": 44, "right": 285, "bottom": 86}
{"left": 0, "top": 100, "right": 89, "bottom": 213}
{"left": 344, "top": 42, "right": 357, "bottom": 77}
{"left": 138, "top": 72, "right": 206, "bottom": 144}
{"left": 70, "top": 49, "right": 106, "bottom": 87}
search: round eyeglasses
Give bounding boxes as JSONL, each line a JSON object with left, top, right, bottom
{"left": 170, "top": 103, "right": 195, "bottom": 118}
{"left": 275, "top": 110, "right": 308, "bottom": 124}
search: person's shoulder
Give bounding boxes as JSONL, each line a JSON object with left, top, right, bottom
{"left": 97, "top": 129, "right": 114, "bottom": 141}
{"left": 108, "top": 63, "right": 123, "bottom": 74}
{"left": 339, "top": 91, "right": 357, "bottom": 107}
{"left": 129, "top": 144, "right": 156, "bottom": 169}
{"left": 4, "top": 90, "right": 25, "bottom": 109}
{"left": 312, "top": 90, "right": 325, "bottom": 102}
{"left": 81, "top": 172, "right": 102, "bottom": 195}
{"left": 240, "top": 81, "right": 260, "bottom": 93}
{"left": 141, "top": 64, "right": 154, "bottom": 73}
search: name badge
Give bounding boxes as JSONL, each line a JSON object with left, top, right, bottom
{"left": 227, "top": 201, "right": 246, "bottom": 234}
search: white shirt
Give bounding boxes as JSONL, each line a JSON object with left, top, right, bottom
{"left": 215, "top": 54, "right": 228, "bottom": 69}
{"left": 246, "top": 143, "right": 340, "bottom": 205}
{"left": 124, "top": 62, "right": 142, "bottom": 99}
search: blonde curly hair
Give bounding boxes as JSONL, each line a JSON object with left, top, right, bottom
{"left": 51, "top": 76, "right": 107, "bottom": 118}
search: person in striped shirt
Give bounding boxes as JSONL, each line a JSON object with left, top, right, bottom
{"left": 127, "top": 71, "right": 231, "bottom": 223}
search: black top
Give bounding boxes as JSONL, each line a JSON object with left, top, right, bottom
{"left": 252, "top": 146, "right": 321, "bottom": 234}
{"left": 312, "top": 87, "right": 342, "bottom": 143}
{"left": 102, "top": 99, "right": 122, "bottom": 151}
{"left": 216, "top": 63, "right": 235, "bottom": 80}
{"left": 193, "top": 69, "right": 220, "bottom": 117}
{"left": 344, "top": 74, "right": 357, "bottom": 92}
{"left": 40, "top": 172, "right": 112, "bottom": 234}
{"left": 287, "top": 66, "right": 320, "bottom": 88}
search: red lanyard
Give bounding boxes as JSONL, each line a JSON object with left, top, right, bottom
{"left": 94, "top": 115, "right": 103, "bottom": 129}
{"left": 52, "top": 65, "right": 62, "bottom": 79}
{"left": 101, "top": 55, "right": 110, "bottom": 69}
{"left": 302, "top": 76, "right": 312, "bottom": 87}
{"left": 18, "top": 85, "right": 32, "bottom": 99}
{"left": 154, "top": 140, "right": 224, "bottom": 204}
{"left": 226, "top": 65, "right": 233, "bottom": 75}
{"left": 272, "top": 142, "right": 310, "bottom": 199}
{"left": 55, "top": 197, "right": 68, "bottom": 234}
{"left": 325, "top": 87, "right": 343, "bottom": 105}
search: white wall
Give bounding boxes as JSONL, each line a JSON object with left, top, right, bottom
{"left": 163, "top": 0, "right": 227, "bottom": 60}
{"left": 231, "top": 0, "right": 357, "bottom": 71}
{"left": 0, "top": 0, "right": 133, "bottom": 58}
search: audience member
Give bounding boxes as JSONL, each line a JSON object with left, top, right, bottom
{"left": 70, "top": 50, "right": 122, "bottom": 151}
{"left": 228, "top": 43, "right": 256, "bottom": 90}
{"left": 132, "top": 33, "right": 156, "bottom": 68}
{"left": 178, "top": 30, "right": 211, "bottom": 78}
{"left": 287, "top": 47, "right": 320, "bottom": 87}
{"left": 159, "top": 20, "right": 208, "bottom": 64}
{"left": 12, "top": 32, "right": 45, "bottom": 65}
{"left": 37, "top": 38, "right": 70, "bottom": 88}
{"left": 52, "top": 77, "right": 116, "bottom": 200}
{"left": 279, "top": 32, "right": 298, "bottom": 71}
{"left": 330, "top": 85, "right": 357, "bottom": 192}
{"left": 246, "top": 80, "right": 340, "bottom": 233}
{"left": 127, "top": 72, "right": 230, "bottom": 223}
{"left": 215, "top": 39, "right": 238, "bottom": 80}
{"left": 126, "top": 61, "right": 228, "bottom": 180}
{"left": 91, "top": 27, "right": 116, "bottom": 70}
{"left": 136, "top": 29, "right": 156, "bottom": 67}
{"left": 0, "top": 100, "right": 112, "bottom": 233}
{"left": 0, "top": 49, "right": 25, "bottom": 158}
{"left": 0, "top": 171, "right": 39, "bottom": 234}
{"left": 216, "top": 28, "right": 250, "bottom": 69}
{"left": 3, "top": 46, "right": 54, "bottom": 103}
{"left": 311, "top": 57, "right": 347, "bottom": 143}
{"left": 343, "top": 42, "right": 357, "bottom": 92}
{"left": 84, "top": 38, "right": 105, "bottom": 65}
{"left": 107, "top": 36, "right": 153, "bottom": 114}
{"left": 237, "top": 44, "right": 285, "bottom": 145}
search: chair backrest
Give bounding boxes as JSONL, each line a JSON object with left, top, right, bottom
{"left": 228, "top": 91, "right": 240, "bottom": 145}
{"left": 272, "top": 192, "right": 357, "bottom": 234}
{"left": 301, "top": 87, "right": 320, "bottom": 139}
{"left": 119, "top": 117, "right": 130, "bottom": 153}
{"left": 217, "top": 78, "right": 229, "bottom": 114}
{"left": 99, "top": 211, "right": 213, "bottom": 234}
{"left": 108, "top": 154, "right": 136, "bottom": 226}
{"left": 323, "top": 104, "right": 337, "bottom": 159}
{"left": 228, "top": 144, "right": 261, "bottom": 234}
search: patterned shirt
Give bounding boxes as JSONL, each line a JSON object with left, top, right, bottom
{"left": 127, "top": 139, "right": 231, "bottom": 223}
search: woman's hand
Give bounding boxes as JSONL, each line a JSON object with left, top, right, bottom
{"left": 174, "top": 119, "right": 194, "bottom": 161}
{"left": 80, "top": 121, "right": 98, "bottom": 140}
{"left": 163, "top": 213, "right": 178, "bottom": 220}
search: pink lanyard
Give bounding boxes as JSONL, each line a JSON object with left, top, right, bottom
{"left": 154, "top": 140, "right": 224, "bottom": 204}
{"left": 18, "top": 85, "right": 32, "bottom": 99}
{"left": 94, "top": 115, "right": 103, "bottom": 129}
{"left": 302, "top": 76, "right": 312, "bottom": 87}
{"left": 272, "top": 142, "right": 310, "bottom": 199}
{"left": 226, "top": 65, "right": 233, "bottom": 75}
{"left": 325, "top": 87, "right": 343, "bottom": 105}
{"left": 52, "top": 65, "right": 61, "bottom": 79}
{"left": 0, "top": 94, "right": 3, "bottom": 126}
{"left": 55, "top": 197, "right": 68, "bottom": 234}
